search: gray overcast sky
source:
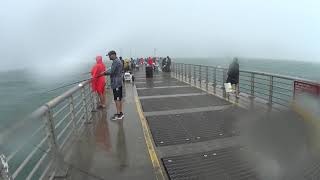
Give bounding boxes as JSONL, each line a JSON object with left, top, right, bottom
{"left": 0, "top": 0, "right": 320, "bottom": 71}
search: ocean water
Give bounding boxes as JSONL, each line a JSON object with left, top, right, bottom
{"left": 174, "top": 58, "right": 320, "bottom": 82}
{"left": 0, "top": 64, "right": 92, "bottom": 132}
{"left": 0, "top": 58, "right": 320, "bottom": 131}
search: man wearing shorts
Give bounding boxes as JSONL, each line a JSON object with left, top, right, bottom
{"left": 226, "top": 57, "right": 240, "bottom": 98}
{"left": 105, "top": 50, "right": 124, "bottom": 120}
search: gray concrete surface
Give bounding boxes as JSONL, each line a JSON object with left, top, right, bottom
{"left": 131, "top": 67, "right": 320, "bottom": 180}
{"left": 65, "top": 83, "right": 156, "bottom": 180}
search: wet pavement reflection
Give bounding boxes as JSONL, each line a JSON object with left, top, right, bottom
{"left": 67, "top": 110, "right": 129, "bottom": 179}
{"left": 95, "top": 111, "right": 111, "bottom": 152}
{"left": 66, "top": 83, "right": 155, "bottom": 180}
{"left": 146, "top": 78, "right": 155, "bottom": 88}
{"left": 116, "top": 119, "right": 127, "bottom": 171}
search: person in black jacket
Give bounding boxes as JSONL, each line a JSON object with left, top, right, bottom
{"left": 119, "top": 56, "right": 125, "bottom": 72}
{"left": 161, "top": 57, "right": 166, "bottom": 71}
{"left": 166, "top": 56, "right": 171, "bottom": 72}
{"left": 226, "top": 57, "right": 240, "bottom": 97}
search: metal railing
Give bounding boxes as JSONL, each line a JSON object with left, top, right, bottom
{"left": 171, "top": 62, "right": 317, "bottom": 110}
{"left": 0, "top": 80, "right": 97, "bottom": 180}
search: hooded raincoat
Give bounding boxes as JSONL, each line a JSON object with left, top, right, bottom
{"left": 91, "top": 56, "right": 106, "bottom": 95}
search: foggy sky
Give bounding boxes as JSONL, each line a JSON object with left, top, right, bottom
{"left": 1, "top": 0, "right": 320, "bottom": 71}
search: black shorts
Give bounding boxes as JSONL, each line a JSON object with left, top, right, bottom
{"left": 113, "top": 86, "right": 123, "bottom": 101}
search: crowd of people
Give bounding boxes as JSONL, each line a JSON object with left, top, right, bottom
{"left": 90, "top": 50, "right": 173, "bottom": 120}
{"left": 90, "top": 50, "right": 239, "bottom": 121}
{"left": 116, "top": 56, "right": 172, "bottom": 72}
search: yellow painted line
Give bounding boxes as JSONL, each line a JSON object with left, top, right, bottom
{"left": 135, "top": 96, "right": 166, "bottom": 180}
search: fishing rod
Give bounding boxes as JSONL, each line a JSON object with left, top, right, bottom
{"left": 42, "top": 78, "right": 92, "bottom": 94}
{"left": 41, "top": 67, "right": 112, "bottom": 94}
{"left": 81, "top": 71, "right": 91, "bottom": 75}
{"left": 40, "top": 73, "right": 107, "bottom": 94}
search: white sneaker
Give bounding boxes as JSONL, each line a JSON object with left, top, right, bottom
{"left": 111, "top": 114, "right": 118, "bottom": 121}
{"left": 117, "top": 113, "right": 124, "bottom": 120}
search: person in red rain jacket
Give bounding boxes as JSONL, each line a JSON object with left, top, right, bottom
{"left": 147, "top": 57, "right": 153, "bottom": 66}
{"left": 91, "top": 56, "right": 106, "bottom": 108}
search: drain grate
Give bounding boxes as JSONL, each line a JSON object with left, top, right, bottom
{"left": 135, "top": 81, "right": 187, "bottom": 88}
{"left": 137, "top": 87, "right": 204, "bottom": 96}
{"left": 140, "top": 95, "right": 230, "bottom": 112}
{"left": 147, "top": 108, "right": 243, "bottom": 146}
{"left": 162, "top": 147, "right": 258, "bottom": 180}
{"left": 162, "top": 147, "right": 320, "bottom": 180}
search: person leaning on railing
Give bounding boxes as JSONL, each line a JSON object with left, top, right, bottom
{"left": 91, "top": 55, "right": 106, "bottom": 108}
{"left": 226, "top": 57, "right": 240, "bottom": 98}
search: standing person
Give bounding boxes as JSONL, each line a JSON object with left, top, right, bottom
{"left": 226, "top": 57, "right": 240, "bottom": 98}
{"left": 91, "top": 56, "right": 106, "bottom": 108}
{"left": 130, "top": 58, "right": 135, "bottom": 70}
{"left": 105, "top": 51, "right": 124, "bottom": 120}
{"left": 162, "top": 57, "right": 166, "bottom": 71}
{"left": 146, "top": 57, "right": 154, "bottom": 78}
{"left": 166, "top": 56, "right": 172, "bottom": 72}
{"left": 120, "top": 56, "right": 125, "bottom": 72}
{"left": 147, "top": 57, "right": 153, "bottom": 66}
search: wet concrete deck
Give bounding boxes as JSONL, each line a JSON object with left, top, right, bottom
{"left": 65, "top": 83, "right": 156, "bottom": 180}
{"left": 63, "top": 68, "right": 319, "bottom": 180}
{"left": 134, "top": 70, "right": 253, "bottom": 180}
{"left": 133, "top": 68, "right": 319, "bottom": 180}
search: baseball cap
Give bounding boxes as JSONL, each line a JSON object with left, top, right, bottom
{"left": 107, "top": 50, "right": 116, "bottom": 56}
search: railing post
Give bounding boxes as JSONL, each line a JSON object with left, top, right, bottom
{"left": 175, "top": 63, "right": 178, "bottom": 78}
{"left": 173, "top": 63, "right": 176, "bottom": 77}
{"left": 69, "top": 95, "right": 77, "bottom": 134}
{"left": 81, "top": 87, "right": 90, "bottom": 123}
{"left": 180, "top": 63, "right": 183, "bottom": 81}
{"left": 268, "top": 76, "right": 274, "bottom": 110}
{"left": 184, "top": 64, "right": 187, "bottom": 82}
{"left": 176, "top": 64, "right": 179, "bottom": 79}
{"left": 180, "top": 64, "right": 182, "bottom": 80}
{"left": 205, "top": 66, "right": 209, "bottom": 92}
{"left": 89, "top": 86, "right": 96, "bottom": 112}
{"left": 181, "top": 64, "right": 183, "bottom": 81}
{"left": 188, "top": 64, "right": 191, "bottom": 84}
{"left": 177, "top": 64, "right": 180, "bottom": 80}
{"left": 43, "top": 109, "right": 66, "bottom": 178}
{"left": 85, "top": 86, "right": 93, "bottom": 120}
{"left": 173, "top": 63, "right": 175, "bottom": 77}
{"left": 181, "top": 64, "right": 184, "bottom": 81}
{"left": 249, "top": 73, "right": 255, "bottom": 108}
{"left": 213, "top": 67, "right": 216, "bottom": 94}
{"left": 199, "top": 65, "right": 202, "bottom": 88}
{"left": 177, "top": 63, "right": 179, "bottom": 79}
{"left": 44, "top": 109, "right": 58, "bottom": 153}
{"left": 170, "top": 63, "right": 174, "bottom": 77}
{"left": 0, "top": 154, "right": 12, "bottom": 180}
{"left": 222, "top": 69, "right": 227, "bottom": 98}
{"left": 177, "top": 63, "right": 179, "bottom": 80}
{"left": 193, "top": 65, "right": 196, "bottom": 86}
{"left": 180, "top": 64, "right": 183, "bottom": 81}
